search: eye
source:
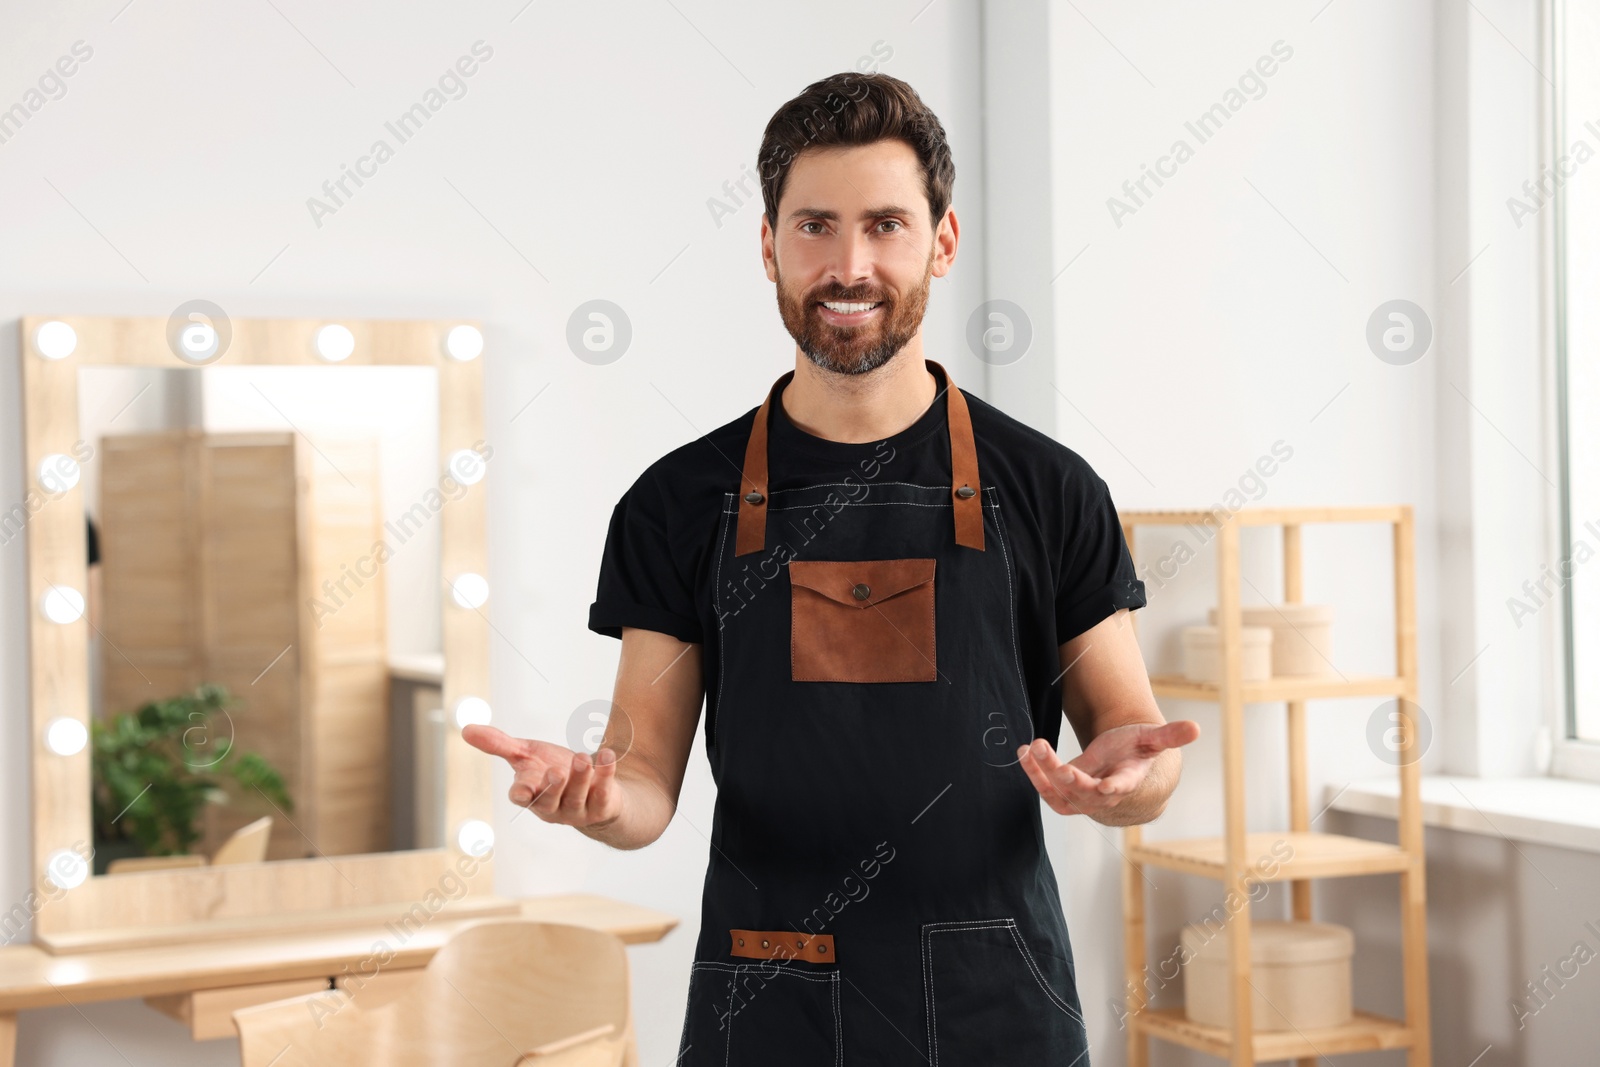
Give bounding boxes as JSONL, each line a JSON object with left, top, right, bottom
{"left": 878, "top": 220, "right": 902, "bottom": 233}
{"left": 801, "top": 221, "right": 826, "bottom": 234}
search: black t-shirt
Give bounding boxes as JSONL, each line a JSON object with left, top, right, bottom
{"left": 587, "top": 362, "right": 1146, "bottom": 738}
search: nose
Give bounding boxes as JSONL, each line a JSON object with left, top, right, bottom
{"left": 826, "top": 228, "right": 876, "bottom": 296}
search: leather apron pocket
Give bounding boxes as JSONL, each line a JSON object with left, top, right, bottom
{"left": 678, "top": 960, "right": 842, "bottom": 1067}
{"left": 789, "top": 557, "right": 937, "bottom": 682}
{"left": 921, "top": 918, "right": 1087, "bottom": 1066}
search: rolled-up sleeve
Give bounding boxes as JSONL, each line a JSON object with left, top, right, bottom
{"left": 587, "top": 470, "right": 703, "bottom": 644}
{"left": 1054, "top": 470, "right": 1146, "bottom": 644}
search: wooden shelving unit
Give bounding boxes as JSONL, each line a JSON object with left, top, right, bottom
{"left": 1118, "top": 505, "right": 1431, "bottom": 1067}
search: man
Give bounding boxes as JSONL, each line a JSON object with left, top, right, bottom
{"left": 465, "top": 71, "right": 1199, "bottom": 1065}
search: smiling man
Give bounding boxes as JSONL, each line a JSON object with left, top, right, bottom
{"left": 464, "top": 71, "right": 1198, "bottom": 1065}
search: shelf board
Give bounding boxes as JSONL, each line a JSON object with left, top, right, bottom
{"left": 1149, "top": 673, "right": 1407, "bottom": 703}
{"left": 1137, "top": 1006, "right": 1413, "bottom": 1060}
{"left": 1127, "top": 831, "right": 1415, "bottom": 881}
{"left": 1119, "top": 505, "right": 1407, "bottom": 528}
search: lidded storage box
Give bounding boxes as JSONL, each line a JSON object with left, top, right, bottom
{"left": 1180, "top": 920, "right": 1353, "bottom": 1031}
{"left": 1181, "top": 625, "right": 1272, "bottom": 683}
{"left": 1207, "top": 603, "right": 1333, "bottom": 676}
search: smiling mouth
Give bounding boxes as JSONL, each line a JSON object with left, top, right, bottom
{"left": 816, "top": 299, "right": 884, "bottom": 326}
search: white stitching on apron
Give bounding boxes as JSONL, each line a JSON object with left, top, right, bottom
{"left": 922, "top": 917, "right": 1083, "bottom": 1062}
{"left": 677, "top": 961, "right": 699, "bottom": 1062}
{"left": 835, "top": 970, "right": 844, "bottom": 1067}
{"left": 712, "top": 494, "right": 735, "bottom": 747}
{"left": 1005, "top": 923, "right": 1086, "bottom": 1024}
{"left": 689, "top": 962, "right": 841, "bottom": 1064}
{"left": 765, "top": 500, "right": 996, "bottom": 513}
{"left": 720, "top": 496, "right": 1000, "bottom": 516}
{"left": 990, "top": 497, "right": 1037, "bottom": 748}
{"left": 682, "top": 961, "right": 734, "bottom": 1065}
{"left": 766, "top": 480, "right": 969, "bottom": 493}
{"left": 721, "top": 502, "right": 1001, "bottom": 515}
{"left": 687, "top": 960, "right": 840, "bottom": 979}
{"left": 922, "top": 918, "right": 1014, "bottom": 1067}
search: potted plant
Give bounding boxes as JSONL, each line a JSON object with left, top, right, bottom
{"left": 90, "top": 683, "right": 294, "bottom": 874}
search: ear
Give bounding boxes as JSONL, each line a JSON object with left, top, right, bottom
{"left": 760, "top": 213, "right": 778, "bottom": 283}
{"left": 931, "top": 205, "right": 958, "bottom": 279}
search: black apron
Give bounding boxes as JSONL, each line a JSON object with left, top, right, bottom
{"left": 677, "top": 360, "right": 1091, "bottom": 1066}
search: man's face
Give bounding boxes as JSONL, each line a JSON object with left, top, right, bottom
{"left": 765, "top": 140, "right": 951, "bottom": 375}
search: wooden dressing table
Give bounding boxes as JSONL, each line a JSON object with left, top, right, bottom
{"left": 0, "top": 893, "right": 678, "bottom": 1064}
{"left": 10, "top": 316, "right": 670, "bottom": 1065}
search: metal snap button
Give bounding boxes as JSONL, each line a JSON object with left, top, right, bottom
{"left": 760, "top": 938, "right": 770, "bottom": 949}
{"left": 818, "top": 943, "right": 828, "bottom": 953}
{"left": 744, "top": 491, "right": 765, "bottom": 505}
{"left": 737, "top": 938, "right": 745, "bottom": 947}
{"left": 955, "top": 485, "right": 976, "bottom": 499}
{"left": 851, "top": 583, "right": 870, "bottom": 601}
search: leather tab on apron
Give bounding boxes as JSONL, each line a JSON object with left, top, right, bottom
{"left": 733, "top": 359, "right": 985, "bottom": 556}
{"left": 943, "top": 363, "right": 985, "bottom": 551}
{"left": 729, "top": 928, "right": 836, "bottom": 964}
{"left": 734, "top": 372, "right": 782, "bottom": 557}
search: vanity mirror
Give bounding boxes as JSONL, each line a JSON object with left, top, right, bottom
{"left": 18, "top": 315, "right": 510, "bottom": 954}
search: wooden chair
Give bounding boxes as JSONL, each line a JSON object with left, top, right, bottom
{"left": 232, "top": 920, "right": 636, "bottom": 1067}
{"left": 106, "top": 816, "right": 275, "bottom": 874}
{"left": 209, "top": 816, "right": 273, "bottom": 865}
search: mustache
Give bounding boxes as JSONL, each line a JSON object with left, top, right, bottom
{"left": 813, "top": 291, "right": 888, "bottom": 303}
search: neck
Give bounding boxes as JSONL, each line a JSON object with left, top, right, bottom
{"left": 781, "top": 351, "right": 939, "bottom": 444}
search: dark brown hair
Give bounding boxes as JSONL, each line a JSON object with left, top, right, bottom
{"left": 758, "top": 72, "right": 954, "bottom": 234}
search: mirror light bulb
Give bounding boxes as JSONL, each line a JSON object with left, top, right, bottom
{"left": 38, "top": 453, "right": 82, "bottom": 494}
{"left": 314, "top": 324, "right": 355, "bottom": 362}
{"left": 447, "top": 448, "right": 486, "bottom": 486}
{"left": 35, "top": 321, "right": 77, "bottom": 360}
{"left": 45, "top": 848, "right": 89, "bottom": 890}
{"left": 445, "top": 324, "right": 484, "bottom": 362}
{"left": 456, "top": 819, "right": 494, "bottom": 857}
{"left": 454, "top": 696, "right": 491, "bottom": 728}
{"left": 45, "top": 717, "right": 88, "bottom": 756}
{"left": 450, "top": 572, "right": 489, "bottom": 609}
{"left": 40, "top": 584, "right": 86, "bottom": 624}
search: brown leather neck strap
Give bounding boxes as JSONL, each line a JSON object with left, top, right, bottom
{"left": 734, "top": 359, "right": 984, "bottom": 557}
{"left": 733, "top": 372, "right": 783, "bottom": 557}
{"left": 943, "top": 361, "right": 986, "bottom": 551}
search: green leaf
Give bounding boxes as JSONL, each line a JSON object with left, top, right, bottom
{"left": 91, "top": 684, "right": 295, "bottom": 857}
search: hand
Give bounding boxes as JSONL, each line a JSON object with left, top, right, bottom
{"left": 461, "top": 724, "right": 623, "bottom": 830}
{"left": 1016, "top": 720, "right": 1201, "bottom": 819}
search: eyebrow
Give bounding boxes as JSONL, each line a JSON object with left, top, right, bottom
{"left": 785, "top": 205, "right": 917, "bottom": 225}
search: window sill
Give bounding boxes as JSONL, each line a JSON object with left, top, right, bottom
{"left": 1324, "top": 775, "right": 1600, "bottom": 856}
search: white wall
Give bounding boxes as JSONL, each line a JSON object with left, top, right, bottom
{"left": 1039, "top": 4, "right": 1439, "bottom": 1061}
{"left": 0, "top": 1, "right": 979, "bottom": 1063}
{"left": 2, "top": 1, "right": 1594, "bottom": 1065}
{"left": 1031, "top": 2, "right": 1600, "bottom": 1065}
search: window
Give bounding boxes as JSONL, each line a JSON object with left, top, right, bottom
{"left": 1555, "top": 0, "right": 1600, "bottom": 749}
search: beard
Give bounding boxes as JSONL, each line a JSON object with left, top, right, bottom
{"left": 775, "top": 247, "right": 934, "bottom": 375}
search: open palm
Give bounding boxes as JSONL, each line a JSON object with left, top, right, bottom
{"left": 1016, "top": 720, "right": 1200, "bottom": 817}
{"left": 461, "top": 723, "right": 621, "bottom": 828}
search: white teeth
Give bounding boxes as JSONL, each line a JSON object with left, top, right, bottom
{"left": 821, "top": 301, "right": 881, "bottom": 314}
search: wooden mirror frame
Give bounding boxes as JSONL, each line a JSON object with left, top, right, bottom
{"left": 18, "top": 315, "right": 507, "bottom": 954}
